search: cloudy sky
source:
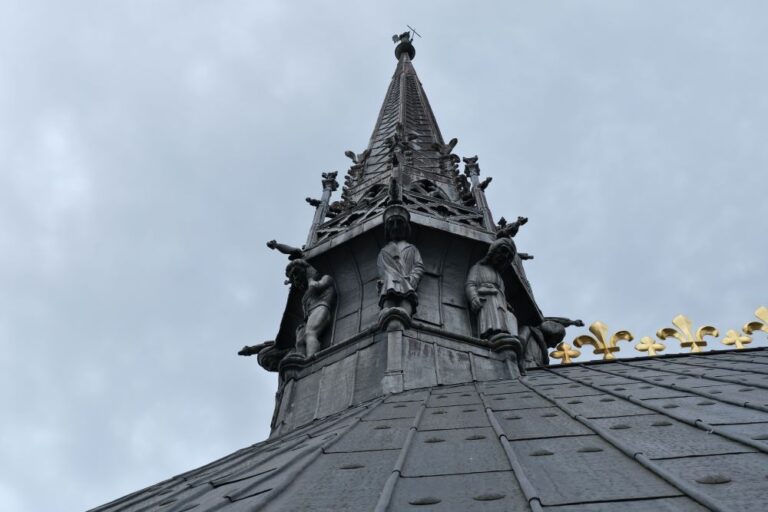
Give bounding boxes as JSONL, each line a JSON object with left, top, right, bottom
{"left": 2, "top": 1, "right": 766, "bottom": 511}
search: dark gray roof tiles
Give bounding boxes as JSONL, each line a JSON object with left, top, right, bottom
{"left": 90, "top": 348, "right": 768, "bottom": 512}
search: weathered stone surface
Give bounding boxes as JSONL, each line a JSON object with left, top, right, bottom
{"left": 403, "top": 337, "right": 438, "bottom": 389}
{"left": 435, "top": 346, "right": 472, "bottom": 385}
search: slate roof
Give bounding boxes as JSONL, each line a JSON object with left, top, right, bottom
{"left": 91, "top": 347, "right": 768, "bottom": 512}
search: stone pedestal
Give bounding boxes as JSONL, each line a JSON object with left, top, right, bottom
{"left": 270, "top": 325, "right": 520, "bottom": 436}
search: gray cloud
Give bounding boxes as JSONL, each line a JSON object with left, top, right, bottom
{"left": 1, "top": 2, "right": 766, "bottom": 510}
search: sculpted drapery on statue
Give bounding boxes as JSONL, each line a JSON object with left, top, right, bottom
{"left": 377, "top": 202, "right": 424, "bottom": 330}
{"left": 465, "top": 238, "right": 518, "bottom": 339}
{"left": 286, "top": 259, "right": 336, "bottom": 358}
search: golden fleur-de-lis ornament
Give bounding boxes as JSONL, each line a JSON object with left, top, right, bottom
{"left": 657, "top": 314, "right": 718, "bottom": 353}
{"left": 743, "top": 306, "right": 768, "bottom": 339}
{"left": 635, "top": 336, "right": 665, "bottom": 356}
{"left": 550, "top": 342, "right": 581, "bottom": 364}
{"left": 573, "top": 321, "right": 633, "bottom": 361}
{"left": 722, "top": 329, "right": 752, "bottom": 350}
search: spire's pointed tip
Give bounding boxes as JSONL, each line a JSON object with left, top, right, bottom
{"left": 392, "top": 31, "right": 416, "bottom": 60}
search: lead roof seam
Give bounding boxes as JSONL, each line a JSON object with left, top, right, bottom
{"left": 622, "top": 359, "right": 768, "bottom": 391}
{"left": 699, "top": 353, "right": 768, "bottom": 366}
{"left": 92, "top": 437, "right": 273, "bottom": 511}
{"left": 596, "top": 361, "right": 768, "bottom": 415}
{"left": 544, "top": 366, "right": 768, "bottom": 454}
{"left": 372, "top": 399, "right": 428, "bottom": 512}
{"left": 243, "top": 397, "right": 386, "bottom": 512}
{"left": 184, "top": 434, "right": 306, "bottom": 487}
{"left": 90, "top": 436, "right": 293, "bottom": 511}
{"left": 476, "top": 381, "right": 544, "bottom": 512}
{"left": 519, "top": 376, "right": 730, "bottom": 512}
{"left": 540, "top": 367, "right": 768, "bottom": 454}
{"left": 163, "top": 408, "right": 373, "bottom": 512}
{"left": 663, "top": 358, "right": 768, "bottom": 377}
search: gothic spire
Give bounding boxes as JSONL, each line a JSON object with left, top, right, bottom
{"left": 312, "top": 34, "right": 491, "bottom": 248}
{"left": 348, "top": 32, "right": 448, "bottom": 201}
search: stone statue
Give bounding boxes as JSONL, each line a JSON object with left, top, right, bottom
{"left": 465, "top": 238, "right": 518, "bottom": 339}
{"left": 285, "top": 259, "right": 336, "bottom": 358}
{"left": 520, "top": 317, "right": 584, "bottom": 368}
{"left": 377, "top": 204, "right": 423, "bottom": 329}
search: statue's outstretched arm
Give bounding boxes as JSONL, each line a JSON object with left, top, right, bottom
{"left": 266, "top": 240, "right": 304, "bottom": 259}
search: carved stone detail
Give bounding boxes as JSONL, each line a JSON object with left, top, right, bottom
{"left": 377, "top": 200, "right": 423, "bottom": 331}
{"left": 266, "top": 240, "right": 304, "bottom": 261}
{"left": 285, "top": 259, "right": 336, "bottom": 358}
{"left": 321, "top": 171, "right": 339, "bottom": 192}
{"left": 520, "top": 317, "right": 584, "bottom": 368}
{"left": 465, "top": 238, "right": 518, "bottom": 339}
{"left": 496, "top": 216, "right": 528, "bottom": 239}
{"left": 237, "top": 341, "right": 289, "bottom": 373}
{"left": 465, "top": 238, "right": 524, "bottom": 371}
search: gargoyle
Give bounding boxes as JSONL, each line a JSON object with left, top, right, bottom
{"left": 496, "top": 216, "right": 528, "bottom": 239}
{"left": 344, "top": 148, "right": 371, "bottom": 165}
{"left": 454, "top": 174, "right": 474, "bottom": 205}
{"left": 386, "top": 122, "right": 420, "bottom": 154}
{"left": 462, "top": 155, "right": 479, "bottom": 167}
{"left": 432, "top": 137, "right": 458, "bottom": 156}
{"left": 305, "top": 197, "right": 322, "bottom": 207}
{"left": 478, "top": 177, "right": 493, "bottom": 191}
{"left": 327, "top": 199, "right": 355, "bottom": 218}
{"left": 520, "top": 317, "right": 584, "bottom": 368}
{"left": 545, "top": 317, "right": 584, "bottom": 328}
{"left": 238, "top": 341, "right": 289, "bottom": 373}
{"left": 518, "top": 253, "right": 534, "bottom": 260}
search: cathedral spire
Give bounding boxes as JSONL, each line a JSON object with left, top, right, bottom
{"left": 310, "top": 34, "right": 490, "bottom": 249}
{"left": 352, "top": 31, "right": 446, "bottom": 199}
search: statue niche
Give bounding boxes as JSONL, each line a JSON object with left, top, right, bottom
{"left": 285, "top": 259, "right": 336, "bottom": 358}
{"left": 377, "top": 204, "right": 424, "bottom": 330}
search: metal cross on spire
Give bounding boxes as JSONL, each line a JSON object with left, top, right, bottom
{"left": 392, "top": 25, "right": 422, "bottom": 44}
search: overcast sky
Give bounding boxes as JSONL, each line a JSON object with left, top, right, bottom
{"left": 2, "top": 2, "right": 767, "bottom": 511}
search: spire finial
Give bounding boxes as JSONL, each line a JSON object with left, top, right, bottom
{"left": 392, "top": 26, "right": 420, "bottom": 60}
